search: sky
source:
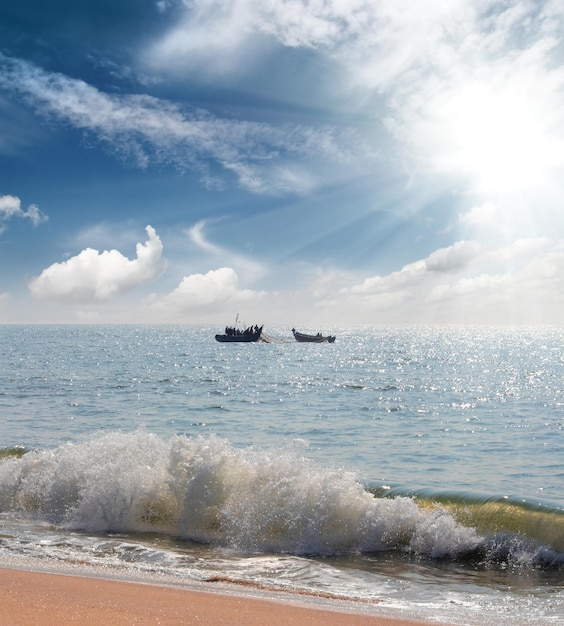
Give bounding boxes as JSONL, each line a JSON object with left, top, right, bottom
{"left": 2, "top": 0, "right": 564, "bottom": 327}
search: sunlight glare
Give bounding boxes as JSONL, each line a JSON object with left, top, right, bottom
{"left": 440, "top": 82, "right": 561, "bottom": 194}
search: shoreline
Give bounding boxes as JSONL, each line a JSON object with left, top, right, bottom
{"left": 0, "top": 566, "right": 444, "bottom": 625}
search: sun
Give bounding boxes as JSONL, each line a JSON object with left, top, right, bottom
{"left": 437, "top": 81, "right": 561, "bottom": 195}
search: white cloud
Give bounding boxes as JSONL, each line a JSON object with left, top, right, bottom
{"left": 29, "top": 225, "right": 166, "bottom": 302}
{"left": 187, "top": 220, "right": 266, "bottom": 283}
{"left": 343, "top": 241, "right": 481, "bottom": 301}
{"left": 0, "top": 194, "right": 48, "bottom": 231}
{"left": 188, "top": 220, "right": 223, "bottom": 255}
{"left": 148, "top": 0, "right": 260, "bottom": 74}
{"left": 156, "top": 1, "right": 171, "bottom": 13}
{"left": 149, "top": 267, "right": 266, "bottom": 320}
{"left": 0, "top": 195, "right": 22, "bottom": 219}
{"left": 147, "top": 0, "right": 470, "bottom": 78}
{"left": 0, "top": 53, "right": 361, "bottom": 196}
{"left": 487, "top": 237, "right": 553, "bottom": 265}
{"left": 459, "top": 203, "right": 501, "bottom": 230}
{"left": 424, "top": 241, "right": 482, "bottom": 273}
{"left": 346, "top": 261, "right": 422, "bottom": 296}
{"left": 332, "top": 237, "right": 564, "bottom": 324}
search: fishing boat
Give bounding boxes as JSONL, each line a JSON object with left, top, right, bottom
{"left": 292, "top": 328, "right": 335, "bottom": 343}
{"left": 215, "top": 324, "right": 263, "bottom": 343}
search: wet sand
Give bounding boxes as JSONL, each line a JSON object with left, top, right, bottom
{"left": 0, "top": 567, "right": 441, "bottom": 625}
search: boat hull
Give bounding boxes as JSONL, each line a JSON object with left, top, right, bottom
{"left": 292, "top": 329, "right": 335, "bottom": 343}
{"left": 215, "top": 334, "right": 261, "bottom": 343}
{"left": 215, "top": 325, "right": 263, "bottom": 343}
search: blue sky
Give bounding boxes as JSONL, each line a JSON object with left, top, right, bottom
{"left": 2, "top": 1, "right": 564, "bottom": 326}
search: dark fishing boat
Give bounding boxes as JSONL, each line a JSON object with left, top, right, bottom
{"left": 215, "top": 324, "right": 263, "bottom": 343}
{"left": 292, "top": 328, "right": 335, "bottom": 343}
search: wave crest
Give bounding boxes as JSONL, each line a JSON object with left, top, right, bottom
{"left": 0, "top": 430, "right": 560, "bottom": 569}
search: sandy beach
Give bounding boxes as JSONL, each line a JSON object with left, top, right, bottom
{"left": 0, "top": 567, "right": 439, "bottom": 625}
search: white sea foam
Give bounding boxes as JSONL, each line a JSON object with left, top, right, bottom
{"left": 0, "top": 429, "right": 482, "bottom": 557}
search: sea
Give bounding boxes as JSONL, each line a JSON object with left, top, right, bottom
{"left": 0, "top": 324, "right": 562, "bottom": 624}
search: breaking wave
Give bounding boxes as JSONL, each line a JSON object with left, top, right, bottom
{"left": 0, "top": 430, "right": 562, "bottom": 570}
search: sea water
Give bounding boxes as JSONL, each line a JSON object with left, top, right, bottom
{"left": 0, "top": 325, "right": 562, "bottom": 624}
